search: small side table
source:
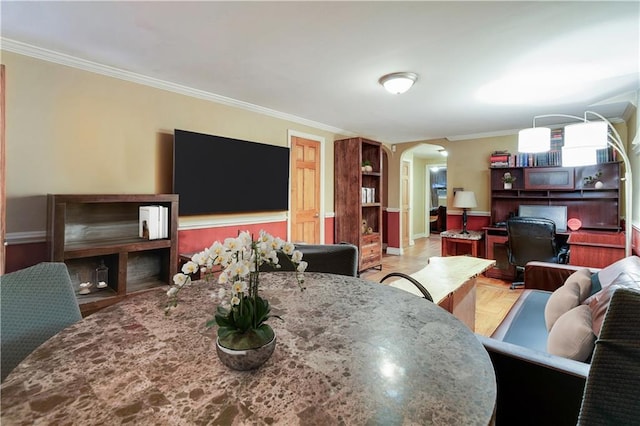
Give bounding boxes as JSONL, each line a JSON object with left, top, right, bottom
{"left": 440, "top": 230, "right": 485, "bottom": 258}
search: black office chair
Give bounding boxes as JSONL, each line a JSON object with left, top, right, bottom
{"left": 260, "top": 243, "right": 359, "bottom": 277}
{"left": 380, "top": 272, "right": 434, "bottom": 302}
{"left": 506, "top": 216, "right": 561, "bottom": 289}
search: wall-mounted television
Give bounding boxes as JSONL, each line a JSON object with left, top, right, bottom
{"left": 518, "top": 205, "right": 568, "bottom": 232}
{"left": 173, "top": 129, "right": 290, "bottom": 216}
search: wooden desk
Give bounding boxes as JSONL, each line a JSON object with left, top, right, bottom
{"left": 1, "top": 272, "right": 496, "bottom": 425}
{"left": 567, "top": 231, "right": 625, "bottom": 268}
{"left": 441, "top": 229, "right": 485, "bottom": 258}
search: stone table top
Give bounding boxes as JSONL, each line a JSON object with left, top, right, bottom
{"left": 440, "top": 230, "right": 484, "bottom": 240}
{"left": 1, "top": 272, "right": 496, "bottom": 425}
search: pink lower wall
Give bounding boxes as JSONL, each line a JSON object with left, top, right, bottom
{"left": 179, "top": 221, "right": 288, "bottom": 254}
{"left": 386, "top": 210, "right": 400, "bottom": 248}
{"left": 179, "top": 217, "right": 336, "bottom": 255}
{"left": 4, "top": 220, "right": 639, "bottom": 274}
{"left": 325, "top": 216, "right": 335, "bottom": 244}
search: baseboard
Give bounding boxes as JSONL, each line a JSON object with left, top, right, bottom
{"left": 386, "top": 247, "right": 403, "bottom": 256}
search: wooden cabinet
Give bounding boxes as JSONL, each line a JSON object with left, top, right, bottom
{"left": 490, "top": 162, "right": 621, "bottom": 231}
{"left": 47, "top": 194, "right": 179, "bottom": 316}
{"left": 484, "top": 229, "right": 516, "bottom": 280}
{"left": 567, "top": 232, "right": 625, "bottom": 268}
{"left": 334, "top": 137, "right": 383, "bottom": 272}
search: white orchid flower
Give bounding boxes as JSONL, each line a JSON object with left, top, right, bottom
{"left": 181, "top": 261, "right": 199, "bottom": 275}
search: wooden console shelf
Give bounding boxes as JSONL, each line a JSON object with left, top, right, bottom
{"left": 46, "top": 194, "right": 179, "bottom": 316}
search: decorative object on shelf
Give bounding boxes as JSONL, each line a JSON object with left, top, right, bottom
{"left": 583, "top": 170, "right": 603, "bottom": 186}
{"left": 567, "top": 218, "right": 582, "bottom": 232}
{"left": 167, "top": 230, "right": 307, "bottom": 370}
{"left": 78, "top": 282, "right": 92, "bottom": 295}
{"left": 95, "top": 260, "right": 108, "bottom": 289}
{"left": 501, "top": 172, "right": 516, "bottom": 189}
{"left": 518, "top": 110, "right": 632, "bottom": 256}
{"left": 453, "top": 191, "right": 478, "bottom": 235}
{"left": 361, "top": 160, "right": 373, "bottom": 172}
{"left": 490, "top": 150, "right": 511, "bottom": 167}
{"left": 361, "top": 220, "right": 368, "bottom": 234}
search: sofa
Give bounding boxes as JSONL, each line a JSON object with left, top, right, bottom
{"left": 477, "top": 255, "right": 640, "bottom": 425}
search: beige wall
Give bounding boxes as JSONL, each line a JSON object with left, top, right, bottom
{"left": 3, "top": 51, "right": 344, "bottom": 234}
{"left": 4, "top": 50, "right": 637, "bottom": 240}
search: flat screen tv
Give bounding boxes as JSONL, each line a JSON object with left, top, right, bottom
{"left": 518, "top": 205, "right": 568, "bottom": 232}
{"left": 173, "top": 129, "right": 290, "bottom": 215}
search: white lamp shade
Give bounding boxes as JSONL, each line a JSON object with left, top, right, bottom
{"left": 453, "top": 191, "right": 477, "bottom": 209}
{"left": 379, "top": 72, "right": 417, "bottom": 94}
{"left": 518, "top": 127, "right": 551, "bottom": 153}
{"left": 561, "top": 146, "right": 597, "bottom": 167}
{"left": 563, "top": 121, "right": 608, "bottom": 149}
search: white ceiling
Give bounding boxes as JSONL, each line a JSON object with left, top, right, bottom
{"left": 1, "top": 1, "right": 639, "bottom": 148}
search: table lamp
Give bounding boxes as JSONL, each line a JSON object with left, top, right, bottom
{"left": 453, "top": 191, "right": 477, "bottom": 234}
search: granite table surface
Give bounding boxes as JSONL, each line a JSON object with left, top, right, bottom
{"left": 1, "top": 272, "right": 496, "bottom": 425}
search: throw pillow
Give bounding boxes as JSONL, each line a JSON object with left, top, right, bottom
{"left": 588, "top": 272, "right": 640, "bottom": 336}
{"left": 544, "top": 268, "right": 592, "bottom": 331}
{"left": 586, "top": 256, "right": 640, "bottom": 299}
{"left": 547, "top": 305, "right": 595, "bottom": 362}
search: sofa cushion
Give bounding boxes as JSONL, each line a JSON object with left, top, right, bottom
{"left": 588, "top": 272, "right": 640, "bottom": 336}
{"left": 587, "top": 256, "right": 640, "bottom": 298}
{"left": 547, "top": 305, "right": 595, "bottom": 361}
{"left": 544, "top": 268, "right": 592, "bottom": 331}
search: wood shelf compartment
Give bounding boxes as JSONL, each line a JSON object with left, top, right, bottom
{"left": 47, "top": 194, "right": 178, "bottom": 316}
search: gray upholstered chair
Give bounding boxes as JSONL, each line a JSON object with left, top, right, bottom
{"left": 577, "top": 287, "right": 640, "bottom": 425}
{"left": 1, "top": 262, "right": 82, "bottom": 382}
{"left": 261, "top": 243, "right": 359, "bottom": 277}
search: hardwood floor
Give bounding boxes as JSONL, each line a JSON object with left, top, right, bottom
{"left": 360, "top": 234, "right": 522, "bottom": 336}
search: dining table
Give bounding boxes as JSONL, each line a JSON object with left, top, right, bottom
{"left": 1, "top": 272, "right": 496, "bottom": 425}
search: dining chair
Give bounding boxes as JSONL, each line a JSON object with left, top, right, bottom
{"left": 261, "top": 243, "right": 359, "bottom": 277}
{"left": 506, "top": 216, "right": 562, "bottom": 289}
{"left": 380, "top": 272, "right": 434, "bottom": 302}
{"left": 1, "top": 262, "right": 82, "bottom": 382}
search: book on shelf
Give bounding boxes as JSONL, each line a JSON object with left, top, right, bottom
{"left": 489, "top": 151, "right": 511, "bottom": 167}
{"left": 139, "top": 205, "right": 169, "bottom": 240}
{"left": 513, "top": 150, "right": 562, "bottom": 167}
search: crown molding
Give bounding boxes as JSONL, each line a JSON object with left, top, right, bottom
{"left": 1, "top": 38, "right": 355, "bottom": 137}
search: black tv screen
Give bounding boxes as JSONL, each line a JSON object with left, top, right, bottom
{"left": 173, "top": 129, "right": 290, "bottom": 215}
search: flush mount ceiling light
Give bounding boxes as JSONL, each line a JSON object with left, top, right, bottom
{"left": 379, "top": 72, "right": 418, "bottom": 94}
